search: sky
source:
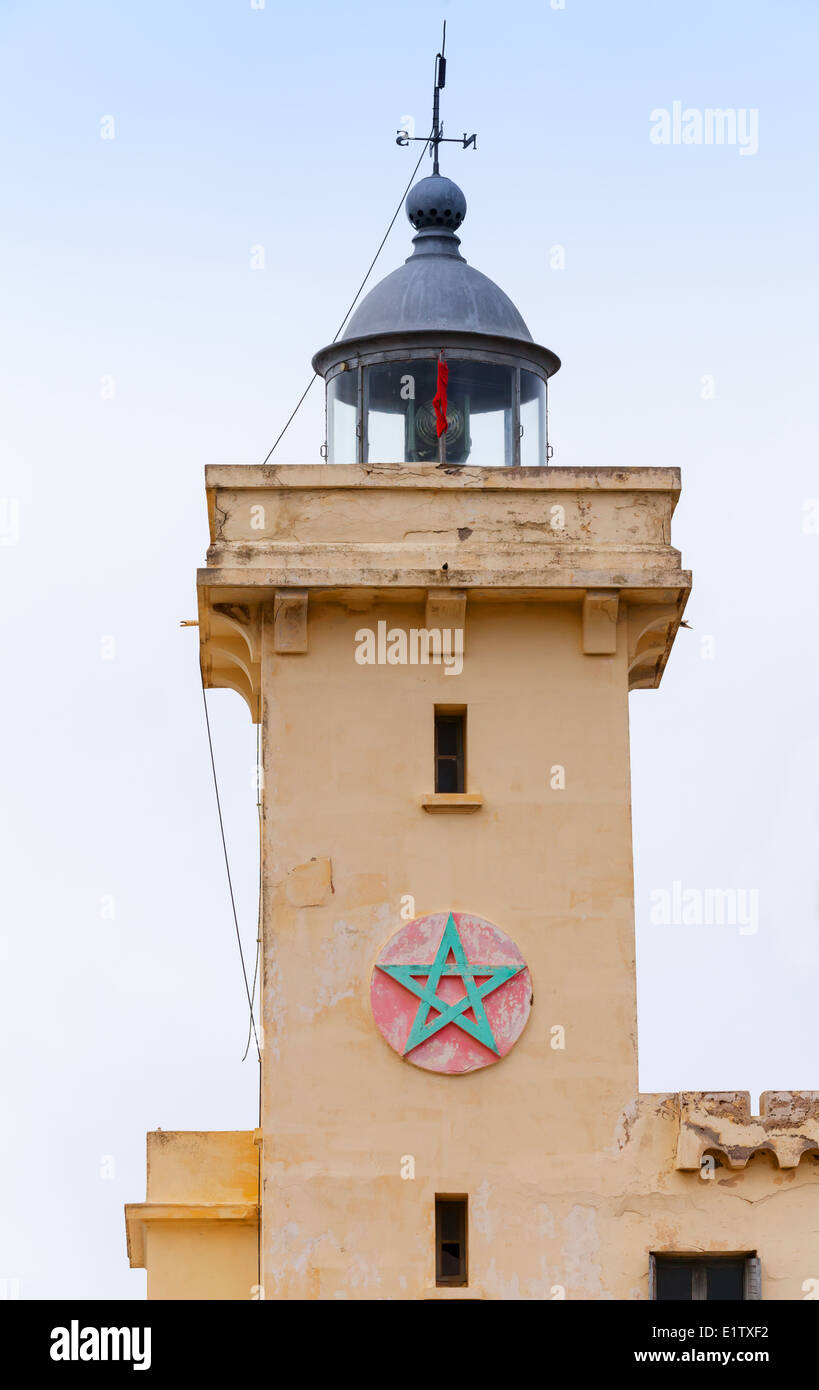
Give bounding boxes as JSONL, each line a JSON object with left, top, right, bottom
{"left": 0, "top": 0, "right": 817, "bottom": 1299}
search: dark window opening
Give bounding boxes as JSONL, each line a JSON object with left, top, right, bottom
{"left": 436, "top": 1196, "right": 467, "bottom": 1287}
{"left": 652, "top": 1254, "right": 760, "bottom": 1301}
{"left": 435, "top": 710, "right": 465, "bottom": 794}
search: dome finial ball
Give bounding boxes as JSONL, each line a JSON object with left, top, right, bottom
{"left": 406, "top": 174, "right": 467, "bottom": 232}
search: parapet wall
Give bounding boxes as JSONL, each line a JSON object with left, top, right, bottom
{"left": 125, "top": 1131, "right": 259, "bottom": 1299}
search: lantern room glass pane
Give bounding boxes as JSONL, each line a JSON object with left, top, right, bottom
{"left": 448, "top": 360, "right": 514, "bottom": 467}
{"left": 361, "top": 359, "right": 516, "bottom": 466}
{"left": 520, "top": 370, "right": 547, "bottom": 467}
{"left": 364, "top": 360, "right": 437, "bottom": 463}
{"left": 327, "top": 372, "right": 358, "bottom": 464}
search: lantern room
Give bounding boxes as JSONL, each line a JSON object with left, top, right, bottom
{"left": 311, "top": 173, "right": 561, "bottom": 467}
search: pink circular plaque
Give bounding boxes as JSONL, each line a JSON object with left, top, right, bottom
{"left": 370, "top": 911, "right": 532, "bottom": 1074}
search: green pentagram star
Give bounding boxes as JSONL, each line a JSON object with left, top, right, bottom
{"left": 376, "top": 913, "right": 524, "bottom": 1056}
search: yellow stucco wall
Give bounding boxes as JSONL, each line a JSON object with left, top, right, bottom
{"left": 246, "top": 468, "right": 817, "bottom": 1298}
{"left": 255, "top": 594, "right": 819, "bottom": 1298}
{"left": 260, "top": 595, "right": 640, "bottom": 1298}
{"left": 143, "top": 1222, "right": 258, "bottom": 1302}
{"left": 127, "top": 463, "right": 819, "bottom": 1299}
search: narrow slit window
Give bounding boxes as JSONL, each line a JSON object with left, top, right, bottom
{"left": 435, "top": 1196, "right": 467, "bottom": 1287}
{"left": 435, "top": 710, "right": 465, "bottom": 793}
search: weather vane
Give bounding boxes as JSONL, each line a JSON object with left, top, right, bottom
{"left": 395, "top": 22, "right": 477, "bottom": 174}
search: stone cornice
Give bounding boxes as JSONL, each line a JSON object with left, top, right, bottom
{"left": 197, "top": 464, "right": 691, "bottom": 718}
{"left": 125, "top": 1202, "right": 259, "bottom": 1269}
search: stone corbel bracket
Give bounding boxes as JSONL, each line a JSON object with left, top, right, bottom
{"left": 198, "top": 590, "right": 310, "bottom": 723}
{"left": 628, "top": 600, "right": 687, "bottom": 691}
{"left": 197, "top": 597, "right": 263, "bottom": 723}
{"left": 273, "top": 589, "right": 308, "bottom": 653}
{"left": 583, "top": 589, "right": 619, "bottom": 654}
{"left": 426, "top": 588, "right": 467, "bottom": 645}
{"left": 676, "top": 1091, "right": 819, "bottom": 1170}
{"left": 583, "top": 593, "right": 688, "bottom": 686}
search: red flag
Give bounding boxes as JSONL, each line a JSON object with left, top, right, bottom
{"left": 433, "top": 356, "right": 449, "bottom": 437}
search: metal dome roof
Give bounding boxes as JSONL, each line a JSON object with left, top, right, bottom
{"left": 311, "top": 173, "right": 560, "bottom": 381}
{"left": 340, "top": 228, "right": 533, "bottom": 343}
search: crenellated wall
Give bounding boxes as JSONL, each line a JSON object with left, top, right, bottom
{"left": 677, "top": 1093, "right": 819, "bottom": 1171}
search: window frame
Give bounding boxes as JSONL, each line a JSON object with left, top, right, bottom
{"left": 434, "top": 708, "right": 466, "bottom": 794}
{"left": 649, "top": 1253, "right": 761, "bottom": 1301}
{"left": 435, "top": 1195, "right": 468, "bottom": 1288}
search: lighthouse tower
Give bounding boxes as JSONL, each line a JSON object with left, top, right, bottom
{"left": 125, "top": 58, "right": 819, "bottom": 1303}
